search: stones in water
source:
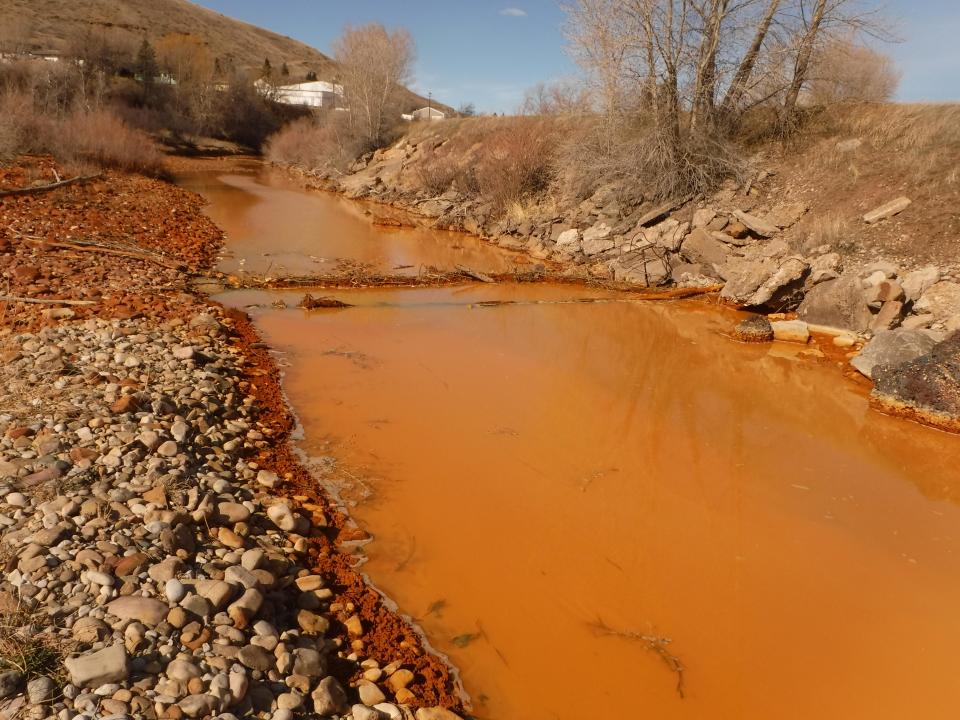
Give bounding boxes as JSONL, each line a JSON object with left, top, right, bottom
{"left": 771, "top": 320, "right": 810, "bottom": 344}
{"left": 734, "top": 316, "right": 774, "bottom": 343}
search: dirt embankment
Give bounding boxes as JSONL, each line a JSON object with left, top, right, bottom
{"left": 284, "top": 105, "right": 960, "bottom": 433}
{"left": 0, "top": 157, "right": 465, "bottom": 720}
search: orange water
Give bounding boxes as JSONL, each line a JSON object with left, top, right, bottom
{"left": 176, "top": 162, "right": 519, "bottom": 278}
{"left": 195, "top": 162, "right": 960, "bottom": 720}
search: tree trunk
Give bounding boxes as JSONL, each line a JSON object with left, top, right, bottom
{"left": 719, "top": 0, "right": 781, "bottom": 117}
{"left": 782, "top": 0, "right": 828, "bottom": 121}
{"left": 691, "top": 0, "right": 728, "bottom": 131}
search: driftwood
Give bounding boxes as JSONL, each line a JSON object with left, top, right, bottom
{"left": 298, "top": 293, "right": 353, "bottom": 309}
{"left": 0, "top": 295, "right": 97, "bottom": 306}
{"left": 0, "top": 174, "right": 102, "bottom": 198}
{"left": 455, "top": 265, "right": 494, "bottom": 283}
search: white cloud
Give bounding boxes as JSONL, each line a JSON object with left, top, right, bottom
{"left": 500, "top": 7, "right": 527, "bottom": 17}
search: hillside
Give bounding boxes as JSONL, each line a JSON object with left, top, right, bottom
{"left": 0, "top": 0, "right": 446, "bottom": 112}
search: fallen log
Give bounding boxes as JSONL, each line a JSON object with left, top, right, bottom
{"left": 0, "top": 174, "right": 102, "bottom": 198}
{"left": 0, "top": 295, "right": 97, "bottom": 306}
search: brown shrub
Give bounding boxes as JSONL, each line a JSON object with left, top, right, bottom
{"left": 415, "top": 149, "right": 460, "bottom": 195}
{"left": 0, "top": 90, "right": 33, "bottom": 162}
{"left": 265, "top": 113, "right": 371, "bottom": 174}
{"left": 809, "top": 39, "right": 900, "bottom": 106}
{"left": 48, "top": 110, "right": 166, "bottom": 175}
{"left": 405, "top": 117, "right": 561, "bottom": 211}
{"left": 471, "top": 119, "right": 559, "bottom": 210}
{"left": 558, "top": 117, "right": 743, "bottom": 202}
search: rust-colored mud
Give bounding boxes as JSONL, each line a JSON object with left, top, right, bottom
{"left": 220, "top": 307, "right": 463, "bottom": 709}
{"left": 0, "top": 155, "right": 465, "bottom": 711}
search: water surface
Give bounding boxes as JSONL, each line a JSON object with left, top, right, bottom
{"left": 190, "top": 160, "right": 960, "bottom": 720}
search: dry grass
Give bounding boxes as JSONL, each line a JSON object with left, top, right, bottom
{"left": 405, "top": 116, "right": 563, "bottom": 212}
{"left": 0, "top": 605, "right": 68, "bottom": 687}
{"left": 805, "top": 212, "right": 854, "bottom": 252}
{"left": 797, "top": 103, "right": 960, "bottom": 186}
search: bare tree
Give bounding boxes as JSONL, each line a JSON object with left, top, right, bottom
{"left": 332, "top": 23, "right": 415, "bottom": 148}
{"left": 562, "top": 0, "right": 895, "bottom": 131}
{"left": 519, "top": 79, "right": 593, "bottom": 115}
{"left": 807, "top": 35, "right": 900, "bottom": 103}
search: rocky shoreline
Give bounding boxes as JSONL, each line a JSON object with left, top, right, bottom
{"left": 285, "top": 136, "right": 960, "bottom": 433}
{"left": 0, "top": 159, "right": 465, "bottom": 720}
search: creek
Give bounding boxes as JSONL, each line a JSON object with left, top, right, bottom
{"left": 178, "top": 159, "right": 960, "bottom": 720}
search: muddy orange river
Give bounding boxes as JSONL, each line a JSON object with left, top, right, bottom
{"left": 180, "top": 162, "right": 960, "bottom": 720}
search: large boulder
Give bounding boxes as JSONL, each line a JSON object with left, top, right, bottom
{"left": 850, "top": 329, "right": 938, "bottom": 379}
{"left": 796, "top": 274, "right": 873, "bottom": 332}
{"left": 581, "top": 223, "right": 615, "bottom": 255}
{"left": 745, "top": 257, "right": 808, "bottom": 309}
{"left": 681, "top": 228, "right": 730, "bottom": 268}
{"left": 719, "top": 256, "right": 808, "bottom": 309}
{"left": 871, "top": 331, "right": 960, "bottom": 432}
{"left": 901, "top": 266, "right": 941, "bottom": 302}
{"left": 610, "top": 251, "right": 671, "bottom": 286}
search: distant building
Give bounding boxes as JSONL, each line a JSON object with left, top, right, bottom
{"left": 258, "top": 79, "right": 344, "bottom": 108}
{"left": 410, "top": 106, "right": 446, "bottom": 121}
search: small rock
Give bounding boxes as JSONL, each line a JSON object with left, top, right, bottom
{"left": 266, "top": 504, "right": 297, "bottom": 531}
{"left": 107, "top": 596, "right": 169, "bottom": 625}
{"left": 863, "top": 196, "right": 911, "bottom": 224}
{"left": 414, "top": 709, "right": 464, "bottom": 720}
{"left": 65, "top": 644, "right": 129, "bottom": 687}
{"left": 26, "top": 676, "right": 55, "bottom": 704}
{"left": 312, "top": 676, "right": 348, "bottom": 716}
{"left": 733, "top": 316, "right": 774, "bottom": 343}
{"left": 0, "top": 670, "right": 23, "bottom": 699}
{"left": 179, "top": 694, "right": 217, "bottom": 718}
{"left": 156, "top": 441, "right": 179, "bottom": 458}
{"left": 771, "top": 320, "right": 810, "bottom": 344}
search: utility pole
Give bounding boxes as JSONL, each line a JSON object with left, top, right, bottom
{"left": 428, "top": 91, "right": 432, "bottom": 120}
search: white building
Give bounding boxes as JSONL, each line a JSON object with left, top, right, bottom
{"left": 410, "top": 106, "right": 446, "bottom": 121}
{"left": 258, "top": 79, "right": 345, "bottom": 108}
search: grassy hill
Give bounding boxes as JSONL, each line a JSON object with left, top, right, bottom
{"left": 0, "top": 0, "right": 447, "bottom": 113}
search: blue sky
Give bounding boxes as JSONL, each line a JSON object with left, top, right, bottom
{"left": 193, "top": 0, "right": 958, "bottom": 113}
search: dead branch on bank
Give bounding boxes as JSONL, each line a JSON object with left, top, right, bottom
{"left": 11, "top": 229, "right": 186, "bottom": 271}
{"left": 0, "top": 174, "right": 102, "bottom": 198}
{"left": 455, "top": 265, "right": 494, "bottom": 283}
{"left": 0, "top": 295, "right": 97, "bottom": 306}
{"left": 589, "top": 617, "right": 686, "bottom": 699}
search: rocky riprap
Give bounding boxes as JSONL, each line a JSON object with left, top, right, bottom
{"left": 871, "top": 331, "right": 960, "bottom": 433}
{"left": 0, "top": 310, "right": 462, "bottom": 720}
